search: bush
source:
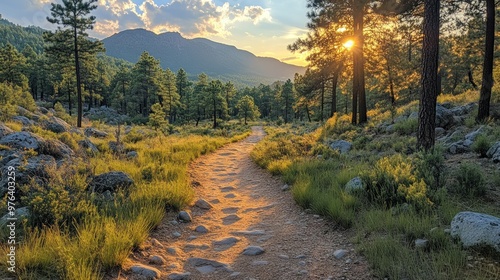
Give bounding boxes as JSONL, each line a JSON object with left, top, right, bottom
{"left": 472, "top": 135, "right": 491, "bottom": 158}
{"left": 362, "top": 154, "right": 432, "bottom": 211}
{"left": 414, "top": 146, "right": 446, "bottom": 191}
{"left": 394, "top": 118, "right": 418, "bottom": 135}
{"left": 452, "top": 162, "right": 486, "bottom": 197}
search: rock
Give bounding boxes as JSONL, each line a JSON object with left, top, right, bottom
{"left": 108, "top": 141, "right": 124, "bottom": 154}
{"left": 172, "top": 232, "right": 181, "bottom": 238}
{"left": 0, "top": 123, "right": 14, "bottom": 138}
{"left": 12, "top": 116, "right": 34, "bottom": 126}
{"left": 166, "top": 247, "right": 178, "bottom": 255}
{"left": 187, "top": 257, "right": 230, "bottom": 271}
{"left": 195, "top": 198, "right": 213, "bottom": 210}
{"left": 0, "top": 207, "right": 30, "bottom": 227}
{"left": 450, "top": 211, "right": 500, "bottom": 252}
{"left": 435, "top": 127, "right": 446, "bottom": 137}
{"left": 178, "top": 211, "right": 192, "bottom": 222}
{"left": 126, "top": 151, "right": 138, "bottom": 159}
{"left": 87, "top": 171, "right": 134, "bottom": 193}
{"left": 232, "top": 230, "right": 266, "bottom": 236}
{"left": 151, "top": 238, "right": 164, "bottom": 248}
{"left": 278, "top": 254, "right": 290, "bottom": 259}
{"left": 333, "top": 249, "right": 348, "bottom": 259}
{"left": 242, "top": 246, "right": 265, "bottom": 256}
{"left": 385, "top": 124, "right": 395, "bottom": 133}
{"left": 329, "top": 140, "right": 352, "bottom": 154}
{"left": 486, "top": 142, "right": 500, "bottom": 163}
{"left": 0, "top": 131, "right": 44, "bottom": 150}
{"left": 213, "top": 237, "right": 240, "bottom": 246}
{"left": 149, "top": 255, "right": 166, "bottom": 265}
{"left": 415, "top": 239, "right": 429, "bottom": 248}
{"left": 450, "top": 103, "right": 476, "bottom": 116}
{"left": 78, "top": 138, "right": 99, "bottom": 155}
{"left": 281, "top": 184, "right": 290, "bottom": 191}
{"left": 195, "top": 225, "right": 209, "bottom": 233}
{"left": 168, "top": 272, "right": 191, "bottom": 280}
{"left": 394, "top": 115, "right": 408, "bottom": 123}
{"left": 345, "top": 177, "right": 363, "bottom": 194}
{"left": 448, "top": 141, "right": 469, "bottom": 154}
{"left": 39, "top": 107, "right": 49, "bottom": 114}
{"left": 84, "top": 127, "right": 108, "bottom": 138}
{"left": 41, "top": 116, "right": 70, "bottom": 133}
{"left": 84, "top": 106, "right": 129, "bottom": 125}
{"left": 435, "top": 104, "right": 454, "bottom": 129}
{"left": 222, "top": 214, "right": 241, "bottom": 225}
{"left": 408, "top": 112, "right": 419, "bottom": 120}
{"left": 130, "top": 264, "right": 161, "bottom": 279}
{"left": 39, "top": 139, "right": 75, "bottom": 159}
{"left": 0, "top": 155, "right": 57, "bottom": 197}
{"left": 252, "top": 260, "right": 269, "bottom": 265}
{"left": 465, "top": 126, "right": 486, "bottom": 143}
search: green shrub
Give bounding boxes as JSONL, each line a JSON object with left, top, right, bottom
{"left": 472, "top": 135, "right": 491, "bottom": 158}
{"left": 414, "top": 145, "right": 446, "bottom": 191}
{"left": 362, "top": 154, "right": 432, "bottom": 211}
{"left": 394, "top": 118, "right": 418, "bottom": 135}
{"left": 452, "top": 162, "right": 486, "bottom": 197}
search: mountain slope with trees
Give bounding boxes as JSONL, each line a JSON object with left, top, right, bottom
{"left": 102, "top": 28, "right": 305, "bottom": 86}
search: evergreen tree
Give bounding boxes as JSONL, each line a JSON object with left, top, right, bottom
{"left": 110, "top": 66, "right": 131, "bottom": 114}
{"left": 46, "top": 0, "right": 102, "bottom": 127}
{"left": 163, "top": 69, "right": 180, "bottom": 123}
{"left": 281, "top": 79, "right": 294, "bottom": 124}
{"left": 477, "top": 0, "right": 495, "bottom": 121}
{"left": 148, "top": 103, "right": 168, "bottom": 133}
{"left": 131, "top": 51, "right": 162, "bottom": 117}
{"left": 0, "top": 43, "right": 28, "bottom": 87}
{"left": 236, "top": 95, "right": 260, "bottom": 125}
{"left": 207, "top": 80, "right": 223, "bottom": 129}
{"left": 176, "top": 68, "right": 192, "bottom": 121}
{"left": 192, "top": 73, "right": 208, "bottom": 126}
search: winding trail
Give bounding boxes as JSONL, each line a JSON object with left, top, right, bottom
{"left": 119, "top": 126, "right": 372, "bottom": 280}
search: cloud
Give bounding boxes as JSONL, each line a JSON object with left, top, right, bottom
{"left": 136, "top": 0, "right": 272, "bottom": 38}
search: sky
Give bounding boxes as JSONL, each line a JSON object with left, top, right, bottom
{"left": 0, "top": 0, "right": 311, "bottom": 66}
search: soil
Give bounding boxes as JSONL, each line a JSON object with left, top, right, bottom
{"left": 111, "top": 126, "right": 373, "bottom": 280}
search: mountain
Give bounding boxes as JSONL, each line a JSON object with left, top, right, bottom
{"left": 0, "top": 16, "right": 46, "bottom": 53}
{"left": 102, "top": 29, "right": 305, "bottom": 86}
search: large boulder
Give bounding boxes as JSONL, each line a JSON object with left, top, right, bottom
{"left": 451, "top": 211, "right": 500, "bottom": 252}
{"left": 486, "top": 141, "right": 500, "bottom": 163}
{"left": 38, "top": 139, "right": 75, "bottom": 160}
{"left": 329, "top": 140, "right": 352, "bottom": 154}
{"left": 0, "top": 155, "right": 57, "bottom": 198}
{"left": 0, "top": 123, "right": 14, "bottom": 138}
{"left": 0, "top": 132, "right": 44, "bottom": 150}
{"left": 41, "top": 116, "right": 71, "bottom": 133}
{"left": 87, "top": 171, "right": 134, "bottom": 193}
{"left": 0, "top": 207, "right": 30, "bottom": 227}
{"left": 450, "top": 103, "right": 476, "bottom": 116}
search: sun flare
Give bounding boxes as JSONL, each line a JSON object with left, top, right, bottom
{"left": 343, "top": 39, "right": 354, "bottom": 49}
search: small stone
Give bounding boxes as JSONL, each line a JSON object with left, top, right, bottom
{"left": 295, "top": 254, "right": 306, "bottom": 259}
{"left": 313, "top": 215, "right": 320, "bottom": 218}
{"left": 299, "top": 270, "right": 308, "bottom": 275}
{"left": 333, "top": 249, "right": 348, "bottom": 259}
{"left": 195, "top": 225, "right": 209, "bottom": 233}
{"left": 230, "top": 272, "right": 241, "bottom": 277}
{"left": 188, "top": 235, "right": 197, "bottom": 240}
{"left": 214, "top": 237, "right": 240, "bottom": 246}
{"left": 171, "top": 220, "right": 179, "bottom": 225}
{"left": 167, "top": 247, "right": 178, "bottom": 255}
{"left": 172, "top": 231, "right": 181, "bottom": 238}
{"left": 281, "top": 184, "right": 290, "bottom": 191}
{"left": 252, "top": 260, "right": 269, "bottom": 265}
{"left": 168, "top": 272, "right": 191, "bottom": 280}
{"left": 130, "top": 264, "right": 161, "bottom": 279}
{"left": 242, "top": 246, "right": 265, "bottom": 256}
{"left": 415, "top": 239, "right": 428, "bottom": 249}
{"left": 195, "top": 198, "right": 213, "bottom": 210}
{"left": 278, "top": 254, "right": 290, "bottom": 259}
{"left": 299, "top": 261, "right": 306, "bottom": 266}
{"left": 178, "top": 211, "right": 192, "bottom": 222}
{"left": 149, "top": 255, "right": 166, "bottom": 265}
{"left": 345, "top": 259, "right": 352, "bottom": 264}
{"left": 444, "top": 228, "right": 451, "bottom": 234}
{"left": 150, "top": 238, "right": 164, "bottom": 248}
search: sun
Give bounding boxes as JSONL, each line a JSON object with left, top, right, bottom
{"left": 343, "top": 39, "right": 354, "bottom": 49}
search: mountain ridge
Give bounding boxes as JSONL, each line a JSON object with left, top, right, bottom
{"left": 102, "top": 28, "right": 304, "bottom": 85}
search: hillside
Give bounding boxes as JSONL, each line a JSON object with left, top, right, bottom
{"left": 0, "top": 17, "right": 45, "bottom": 53}
{"left": 102, "top": 29, "right": 305, "bottom": 85}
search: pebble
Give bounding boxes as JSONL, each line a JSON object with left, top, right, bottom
{"left": 278, "top": 254, "right": 290, "bottom": 259}
{"left": 170, "top": 220, "right": 179, "bottom": 225}
{"left": 167, "top": 247, "right": 178, "bottom": 255}
{"left": 415, "top": 239, "right": 428, "bottom": 248}
{"left": 214, "top": 237, "right": 240, "bottom": 246}
{"left": 242, "top": 246, "right": 265, "bottom": 256}
{"left": 252, "top": 260, "right": 269, "bottom": 265}
{"left": 281, "top": 184, "right": 290, "bottom": 191}
{"left": 149, "top": 255, "right": 166, "bottom": 265}
{"left": 172, "top": 231, "right": 181, "bottom": 238}
{"left": 150, "top": 238, "right": 164, "bottom": 248}
{"left": 178, "top": 211, "right": 192, "bottom": 222}
{"left": 230, "top": 272, "right": 241, "bottom": 277}
{"left": 333, "top": 249, "right": 348, "bottom": 259}
{"left": 195, "top": 198, "right": 213, "bottom": 210}
{"left": 195, "top": 225, "right": 209, "bottom": 233}
{"left": 168, "top": 272, "right": 191, "bottom": 280}
{"left": 130, "top": 264, "right": 161, "bottom": 279}
{"left": 295, "top": 254, "right": 306, "bottom": 259}
{"left": 299, "top": 261, "right": 306, "bottom": 266}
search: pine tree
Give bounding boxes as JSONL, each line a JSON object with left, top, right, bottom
{"left": 176, "top": 68, "right": 192, "bottom": 121}
{"left": 46, "top": 0, "right": 102, "bottom": 127}
{"left": 163, "top": 69, "right": 180, "bottom": 123}
{"left": 236, "top": 95, "right": 260, "bottom": 125}
{"left": 192, "top": 73, "right": 208, "bottom": 126}
{"left": 0, "top": 43, "right": 28, "bottom": 87}
{"left": 281, "top": 79, "right": 294, "bottom": 124}
{"left": 477, "top": 0, "right": 495, "bottom": 121}
{"left": 148, "top": 103, "right": 168, "bottom": 133}
{"left": 131, "top": 52, "right": 162, "bottom": 117}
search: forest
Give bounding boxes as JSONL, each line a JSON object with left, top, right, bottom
{"left": 0, "top": 0, "right": 500, "bottom": 279}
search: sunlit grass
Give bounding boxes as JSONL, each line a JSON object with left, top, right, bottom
{"left": 3, "top": 122, "right": 250, "bottom": 278}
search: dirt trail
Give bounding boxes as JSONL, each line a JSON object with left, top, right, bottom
{"left": 118, "top": 126, "right": 372, "bottom": 280}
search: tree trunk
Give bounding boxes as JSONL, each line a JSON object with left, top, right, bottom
{"left": 213, "top": 95, "right": 217, "bottom": 129}
{"left": 477, "top": 0, "right": 495, "bottom": 121}
{"left": 353, "top": 3, "right": 367, "bottom": 124}
{"left": 417, "top": 0, "right": 440, "bottom": 151}
{"left": 74, "top": 26, "right": 82, "bottom": 127}
{"left": 330, "top": 66, "right": 341, "bottom": 118}
{"left": 320, "top": 81, "right": 325, "bottom": 121}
